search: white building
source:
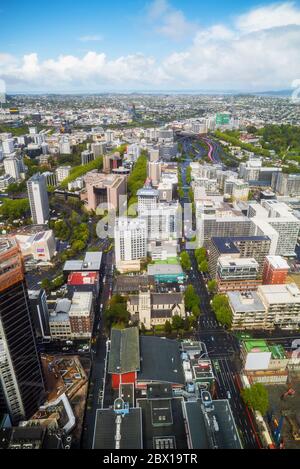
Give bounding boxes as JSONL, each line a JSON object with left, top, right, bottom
{"left": 27, "top": 173, "right": 50, "bottom": 225}
{"left": 56, "top": 165, "right": 72, "bottom": 183}
{"left": 114, "top": 217, "right": 147, "bottom": 273}
{"left": 137, "top": 185, "right": 159, "bottom": 212}
{"left": 59, "top": 137, "right": 72, "bottom": 155}
{"left": 2, "top": 138, "right": 15, "bottom": 155}
{"left": 4, "top": 156, "right": 21, "bottom": 181}
{"left": 15, "top": 229, "right": 56, "bottom": 262}
{"left": 0, "top": 174, "right": 14, "bottom": 191}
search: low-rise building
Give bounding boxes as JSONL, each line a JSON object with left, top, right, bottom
{"left": 127, "top": 291, "right": 185, "bottom": 329}
{"left": 216, "top": 257, "right": 261, "bottom": 293}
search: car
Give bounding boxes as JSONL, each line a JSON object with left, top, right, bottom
{"left": 227, "top": 391, "right": 231, "bottom": 399}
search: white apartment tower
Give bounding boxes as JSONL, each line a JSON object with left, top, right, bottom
{"left": 27, "top": 173, "right": 50, "bottom": 225}
{"left": 114, "top": 217, "right": 147, "bottom": 267}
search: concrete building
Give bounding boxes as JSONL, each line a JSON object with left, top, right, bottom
{"left": 208, "top": 236, "right": 271, "bottom": 278}
{"left": 147, "top": 161, "right": 162, "bottom": 186}
{"left": 239, "top": 157, "right": 282, "bottom": 186}
{"left": 59, "top": 137, "right": 72, "bottom": 155}
{"left": 4, "top": 156, "right": 21, "bottom": 181}
{"left": 137, "top": 185, "right": 159, "bottom": 212}
{"left": 158, "top": 181, "right": 173, "bottom": 203}
{"left": 273, "top": 172, "right": 300, "bottom": 196}
{"left": 103, "top": 152, "right": 122, "bottom": 174}
{"left": 139, "top": 201, "right": 181, "bottom": 242}
{"left": 114, "top": 217, "right": 147, "bottom": 273}
{"left": 216, "top": 257, "right": 261, "bottom": 293}
{"left": 91, "top": 142, "right": 105, "bottom": 157}
{"left": 56, "top": 166, "right": 72, "bottom": 183}
{"left": 2, "top": 139, "right": 15, "bottom": 155}
{"left": 27, "top": 173, "right": 50, "bottom": 225}
{"left": 28, "top": 289, "right": 50, "bottom": 339}
{"left": 262, "top": 256, "right": 290, "bottom": 285}
{"left": 81, "top": 149, "right": 95, "bottom": 165}
{"left": 228, "top": 284, "right": 300, "bottom": 330}
{"left": 127, "top": 291, "right": 185, "bottom": 330}
{"left": 0, "top": 174, "right": 14, "bottom": 191}
{"left": 83, "top": 171, "right": 127, "bottom": 213}
{"left": 249, "top": 201, "right": 300, "bottom": 257}
{"left": 196, "top": 200, "right": 252, "bottom": 247}
{"left": 42, "top": 171, "right": 57, "bottom": 188}
{"left": 15, "top": 229, "right": 56, "bottom": 262}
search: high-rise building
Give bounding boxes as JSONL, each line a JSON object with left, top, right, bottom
{"left": 28, "top": 289, "right": 50, "bottom": 339}
{"left": 114, "top": 217, "right": 147, "bottom": 272}
{"left": 27, "top": 173, "right": 50, "bottom": 225}
{"left": 274, "top": 172, "right": 300, "bottom": 196}
{"left": 262, "top": 256, "right": 290, "bottom": 285}
{"left": 4, "top": 157, "right": 21, "bottom": 181}
{"left": 137, "top": 184, "right": 159, "bottom": 212}
{"left": 2, "top": 139, "right": 15, "bottom": 155}
{"left": 81, "top": 150, "right": 95, "bottom": 165}
{"left": 0, "top": 238, "right": 45, "bottom": 423}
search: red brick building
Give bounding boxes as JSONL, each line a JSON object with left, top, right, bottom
{"left": 262, "top": 256, "right": 290, "bottom": 285}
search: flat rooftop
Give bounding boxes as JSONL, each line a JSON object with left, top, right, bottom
{"left": 218, "top": 257, "right": 259, "bottom": 268}
{"left": 185, "top": 399, "right": 242, "bottom": 449}
{"left": 228, "top": 291, "right": 265, "bottom": 313}
{"left": 108, "top": 327, "right": 140, "bottom": 375}
{"left": 258, "top": 283, "right": 300, "bottom": 305}
{"left": 265, "top": 256, "right": 290, "bottom": 270}
{"left": 148, "top": 264, "right": 184, "bottom": 276}
{"left": 93, "top": 408, "right": 143, "bottom": 449}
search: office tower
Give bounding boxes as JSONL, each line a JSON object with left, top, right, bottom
{"left": 274, "top": 172, "right": 300, "bottom": 196}
{"left": 59, "top": 137, "right": 72, "bottom": 155}
{"left": 83, "top": 172, "right": 127, "bottom": 213}
{"left": 137, "top": 184, "right": 159, "bottom": 212}
{"left": 139, "top": 201, "right": 181, "bottom": 242}
{"left": 196, "top": 200, "right": 252, "bottom": 247}
{"left": 249, "top": 201, "right": 300, "bottom": 257}
{"left": 147, "top": 161, "right": 162, "bottom": 186}
{"left": 0, "top": 238, "right": 45, "bottom": 423}
{"left": 91, "top": 142, "right": 105, "bottom": 158}
{"left": 208, "top": 236, "right": 271, "bottom": 278}
{"left": 262, "top": 256, "right": 290, "bottom": 285}
{"left": 4, "top": 157, "right": 20, "bottom": 181}
{"left": 114, "top": 217, "right": 147, "bottom": 271}
{"left": 149, "top": 148, "right": 160, "bottom": 162}
{"left": 105, "top": 130, "right": 115, "bottom": 144}
{"left": 27, "top": 173, "right": 50, "bottom": 225}
{"left": 2, "top": 139, "right": 15, "bottom": 155}
{"left": 28, "top": 289, "right": 50, "bottom": 339}
{"left": 81, "top": 150, "right": 95, "bottom": 165}
{"left": 103, "top": 152, "right": 122, "bottom": 174}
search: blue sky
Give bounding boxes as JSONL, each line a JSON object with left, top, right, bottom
{"left": 1, "top": 0, "right": 300, "bottom": 92}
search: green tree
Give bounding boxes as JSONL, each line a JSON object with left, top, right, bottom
{"left": 195, "top": 248, "right": 207, "bottom": 264}
{"left": 207, "top": 280, "right": 217, "bottom": 295}
{"left": 211, "top": 294, "right": 232, "bottom": 328}
{"left": 199, "top": 260, "right": 209, "bottom": 273}
{"left": 0, "top": 198, "right": 30, "bottom": 222}
{"left": 184, "top": 285, "right": 200, "bottom": 313}
{"left": 172, "top": 315, "right": 184, "bottom": 333}
{"left": 104, "top": 295, "right": 130, "bottom": 331}
{"left": 180, "top": 251, "right": 191, "bottom": 271}
{"left": 241, "top": 383, "right": 269, "bottom": 416}
{"left": 41, "top": 278, "right": 51, "bottom": 292}
{"left": 164, "top": 320, "right": 172, "bottom": 336}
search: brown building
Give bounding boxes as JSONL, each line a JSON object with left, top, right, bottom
{"left": 262, "top": 256, "right": 290, "bottom": 285}
{"left": 103, "top": 152, "right": 122, "bottom": 174}
{"left": 216, "top": 257, "right": 262, "bottom": 293}
{"left": 82, "top": 171, "right": 127, "bottom": 213}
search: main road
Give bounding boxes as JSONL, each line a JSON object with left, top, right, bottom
{"left": 178, "top": 142, "right": 260, "bottom": 449}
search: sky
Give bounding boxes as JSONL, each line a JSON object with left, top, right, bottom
{"left": 1, "top": 0, "right": 300, "bottom": 92}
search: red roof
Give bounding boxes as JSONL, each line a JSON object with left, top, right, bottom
{"left": 68, "top": 271, "right": 99, "bottom": 286}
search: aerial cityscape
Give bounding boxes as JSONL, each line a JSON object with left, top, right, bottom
{"left": 1, "top": 0, "right": 300, "bottom": 455}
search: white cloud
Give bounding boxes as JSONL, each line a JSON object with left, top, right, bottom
{"left": 1, "top": 2, "right": 300, "bottom": 92}
{"left": 146, "top": 0, "right": 196, "bottom": 40}
{"left": 236, "top": 1, "right": 300, "bottom": 33}
{"left": 79, "top": 35, "right": 103, "bottom": 42}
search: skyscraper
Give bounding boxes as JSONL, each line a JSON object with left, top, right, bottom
{"left": 0, "top": 238, "right": 45, "bottom": 423}
{"left": 27, "top": 173, "right": 49, "bottom": 225}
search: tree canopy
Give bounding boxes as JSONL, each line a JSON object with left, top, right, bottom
{"left": 241, "top": 383, "right": 269, "bottom": 416}
{"left": 211, "top": 294, "right": 232, "bottom": 328}
{"left": 180, "top": 251, "right": 191, "bottom": 271}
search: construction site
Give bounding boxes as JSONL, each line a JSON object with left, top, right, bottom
{"left": 40, "top": 355, "right": 91, "bottom": 448}
{"left": 266, "top": 379, "right": 300, "bottom": 449}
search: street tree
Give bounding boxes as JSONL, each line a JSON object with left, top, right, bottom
{"left": 241, "top": 383, "right": 269, "bottom": 416}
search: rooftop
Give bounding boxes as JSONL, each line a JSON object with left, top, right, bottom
{"left": 138, "top": 336, "right": 185, "bottom": 386}
{"left": 148, "top": 264, "right": 184, "bottom": 276}
{"left": 93, "top": 408, "right": 143, "bottom": 449}
{"left": 108, "top": 327, "right": 140, "bottom": 375}
{"left": 258, "top": 283, "right": 300, "bottom": 305}
{"left": 67, "top": 271, "right": 99, "bottom": 286}
{"left": 265, "top": 256, "right": 290, "bottom": 270}
{"left": 228, "top": 291, "right": 266, "bottom": 313}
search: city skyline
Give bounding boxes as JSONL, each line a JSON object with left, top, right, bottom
{"left": 1, "top": 1, "right": 300, "bottom": 93}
